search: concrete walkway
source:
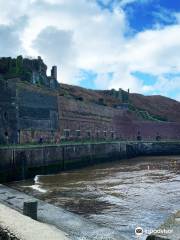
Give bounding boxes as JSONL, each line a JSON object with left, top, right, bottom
{"left": 0, "top": 203, "right": 69, "bottom": 240}
{"left": 146, "top": 211, "right": 180, "bottom": 240}
{"left": 0, "top": 184, "right": 127, "bottom": 240}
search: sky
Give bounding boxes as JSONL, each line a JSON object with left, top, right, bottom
{"left": 0, "top": 0, "right": 180, "bottom": 100}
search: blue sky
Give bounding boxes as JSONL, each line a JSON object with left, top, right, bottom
{"left": 94, "top": 0, "right": 180, "bottom": 99}
{"left": 0, "top": 0, "right": 180, "bottom": 100}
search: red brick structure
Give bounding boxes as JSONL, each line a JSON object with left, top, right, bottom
{"left": 58, "top": 96, "right": 180, "bottom": 141}
{"left": 1, "top": 56, "right": 180, "bottom": 144}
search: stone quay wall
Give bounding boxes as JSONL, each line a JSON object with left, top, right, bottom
{"left": 0, "top": 141, "right": 180, "bottom": 183}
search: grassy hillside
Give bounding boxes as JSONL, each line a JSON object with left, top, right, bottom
{"left": 130, "top": 94, "right": 180, "bottom": 122}
{"left": 59, "top": 83, "right": 180, "bottom": 123}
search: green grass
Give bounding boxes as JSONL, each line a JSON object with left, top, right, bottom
{"left": 1, "top": 139, "right": 180, "bottom": 149}
{"left": 128, "top": 104, "right": 168, "bottom": 122}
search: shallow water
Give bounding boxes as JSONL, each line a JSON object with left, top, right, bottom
{"left": 10, "top": 156, "right": 180, "bottom": 240}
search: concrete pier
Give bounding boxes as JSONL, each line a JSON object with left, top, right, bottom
{"left": 146, "top": 211, "right": 180, "bottom": 240}
{"left": 0, "top": 203, "right": 69, "bottom": 240}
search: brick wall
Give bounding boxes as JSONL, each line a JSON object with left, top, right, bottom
{"left": 58, "top": 96, "right": 180, "bottom": 141}
{"left": 1, "top": 79, "right": 180, "bottom": 144}
{"left": 58, "top": 96, "right": 123, "bottom": 140}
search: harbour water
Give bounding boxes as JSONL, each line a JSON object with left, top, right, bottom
{"left": 9, "top": 156, "right": 180, "bottom": 240}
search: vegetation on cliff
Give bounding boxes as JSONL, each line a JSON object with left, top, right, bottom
{"left": 59, "top": 83, "right": 180, "bottom": 123}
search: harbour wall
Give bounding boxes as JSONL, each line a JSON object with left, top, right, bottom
{"left": 0, "top": 141, "right": 180, "bottom": 182}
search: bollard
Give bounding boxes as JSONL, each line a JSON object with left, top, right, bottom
{"left": 23, "top": 201, "right": 38, "bottom": 220}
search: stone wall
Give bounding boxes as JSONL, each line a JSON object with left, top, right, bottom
{"left": 1, "top": 56, "right": 180, "bottom": 144}
{"left": 0, "top": 78, "right": 60, "bottom": 144}
{"left": 16, "top": 81, "right": 59, "bottom": 143}
{"left": 0, "top": 141, "right": 180, "bottom": 182}
{"left": 0, "top": 142, "right": 127, "bottom": 182}
{"left": 0, "top": 79, "right": 18, "bottom": 144}
{"left": 113, "top": 119, "right": 180, "bottom": 140}
{"left": 58, "top": 96, "right": 180, "bottom": 141}
{"left": 1, "top": 80, "right": 180, "bottom": 144}
{"left": 58, "top": 96, "right": 124, "bottom": 140}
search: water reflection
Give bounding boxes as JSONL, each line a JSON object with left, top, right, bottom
{"left": 9, "top": 156, "right": 180, "bottom": 240}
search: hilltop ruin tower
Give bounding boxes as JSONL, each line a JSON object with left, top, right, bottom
{"left": 49, "top": 65, "right": 58, "bottom": 89}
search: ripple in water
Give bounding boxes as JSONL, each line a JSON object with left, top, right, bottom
{"left": 9, "top": 156, "right": 180, "bottom": 240}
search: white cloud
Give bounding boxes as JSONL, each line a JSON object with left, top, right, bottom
{"left": 109, "top": 0, "right": 150, "bottom": 8}
{"left": 88, "top": 23, "right": 180, "bottom": 94}
{"left": 174, "top": 13, "right": 180, "bottom": 23}
{"left": 0, "top": 16, "right": 27, "bottom": 56}
{"left": 20, "top": 0, "right": 128, "bottom": 84}
{"left": 118, "top": 0, "right": 145, "bottom": 6}
{"left": 152, "top": 6, "right": 177, "bottom": 25}
{"left": 122, "top": 25, "right": 180, "bottom": 74}
{"left": 150, "top": 76, "right": 180, "bottom": 96}
{"left": 0, "top": 0, "right": 180, "bottom": 98}
{"left": 96, "top": 0, "right": 150, "bottom": 8}
{"left": 0, "top": 0, "right": 33, "bottom": 25}
{"left": 33, "top": 26, "right": 78, "bottom": 83}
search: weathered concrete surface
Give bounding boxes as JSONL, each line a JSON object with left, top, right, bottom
{"left": 0, "top": 142, "right": 127, "bottom": 182}
{"left": 1, "top": 141, "right": 180, "bottom": 183}
{"left": 0, "top": 185, "right": 127, "bottom": 240}
{"left": 0, "top": 203, "right": 69, "bottom": 240}
{"left": 146, "top": 211, "right": 180, "bottom": 240}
